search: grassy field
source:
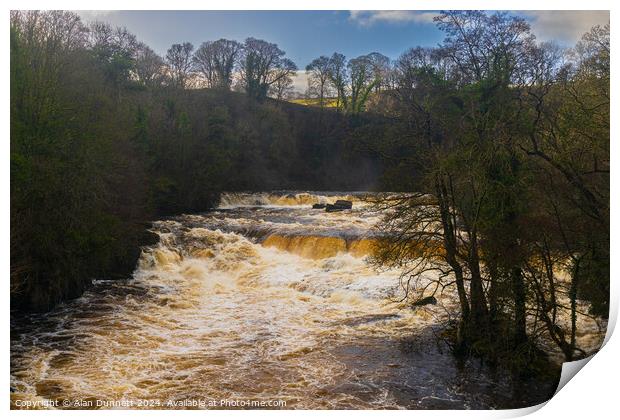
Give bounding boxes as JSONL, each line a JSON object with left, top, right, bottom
{"left": 289, "top": 97, "right": 340, "bottom": 108}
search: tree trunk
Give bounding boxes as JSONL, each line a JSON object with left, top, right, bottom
{"left": 465, "top": 228, "right": 489, "bottom": 339}
{"left": 511, "top": 267, "right": 527, "bottom": 345}
{"left": 435, "top": 176, "right": 470, "bottom": 340}
{"left": 488, "top": 261, "right": 499, "bottom": 327}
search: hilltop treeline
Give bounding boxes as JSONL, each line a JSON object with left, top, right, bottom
{"left": 10, "top": 11, "right": 377, "bottom": 311}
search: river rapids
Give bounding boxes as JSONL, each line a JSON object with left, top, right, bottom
{"left": 11, "top": 192, "right": 570, "bottom": 409}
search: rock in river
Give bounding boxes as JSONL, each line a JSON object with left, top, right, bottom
{"left": 325, "top": 200, "right": 353, "bottom": 212}
{"left": 411, "top": 296, "right": 438, "bottom": 307}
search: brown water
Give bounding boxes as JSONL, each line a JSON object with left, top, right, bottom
{"left": 11, "top": 192, "right": 561, "bottom": 409}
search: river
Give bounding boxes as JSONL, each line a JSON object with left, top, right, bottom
{"left": 11, "top": 192, "right": 560, "bottom": 409}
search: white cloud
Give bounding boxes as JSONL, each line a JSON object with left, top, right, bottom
{"left": 291, "top": 70, "right": 309, "bottom": 94}
{"left": 73, "top": 10, "right": 118, "bottom": 23}
{"left": 349, "top": 10, "right": 609, "bottom": 44}
{"left": 349, "top": 10, "right": 437, "bottom": 27}
{"left": 523, "top": 11, "right": 609, "bottom": 44}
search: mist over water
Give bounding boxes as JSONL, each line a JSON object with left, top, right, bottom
{"left": 11, "top": 192, "right": 560, "bottom": 409}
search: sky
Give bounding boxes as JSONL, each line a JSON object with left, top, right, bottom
{"left": 76, "top": 10, "right": 610, "bottom": 92}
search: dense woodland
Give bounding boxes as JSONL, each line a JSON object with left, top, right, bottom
{"left": 10, "top": 11, "right": 378, "bottom": 311}
{"left": 10, "top": 11, "right": 609, "bottom": 368}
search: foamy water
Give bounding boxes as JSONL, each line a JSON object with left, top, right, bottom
{"left": 11, "top": 192, "right": 598, "bottom": 409}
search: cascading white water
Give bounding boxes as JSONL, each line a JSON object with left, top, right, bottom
{"left": 217, "top": 191, "right": 368, "bottom": 208}
{"left": 10, "top": 191, "right": 603, "bottom": 409}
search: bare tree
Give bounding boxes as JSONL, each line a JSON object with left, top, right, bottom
{"left": 326, "top": 53, "right": 348, "bottom": 111}
{"left": 10, "top": 10, "right": 88, "bottom": 119}
{"left": 366, "top": 52, "right": 392, "bottom": 91}
{"left": 166, "top": 42, "right": 194, "bottom": 89}
{"left": 88, "top": 22, "right": 140, "bottom": 62}
{"left": 11, "top": 10, "right": 88, "bottom": 62}
{"left": 239, "top": 38, "right": 297, "bottom": 100}
{"left": 193, "top": 39, "right": 241, "bottom": 89}
{"left": 306, "top": 56, "right": 332, "bottom": 107}
{"left": 434, "top": 11, "right": 536, "bottom": 85}
{"left": 193, "top": 42, "right": 216, "bottom": 87}
{"left": 269, "top": 73, "right": 295, "bottom": 101}
{"left": 134, "top": 43, "right": 165, "bottom": 87}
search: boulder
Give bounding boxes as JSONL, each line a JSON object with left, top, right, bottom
{"left": 334, "top": 200, "right": 353, "bottom": 209}
{"left": 325, "top": 200, "right": 353, "bottom": 212}
{"left": 325, "top": 204, "right": 344, "bottom": 212}
{"left": 312, "top": 203, "right": 326, "bottom": 209}
{"left": 411, "top": 296, "right": 438, "bottom": 307}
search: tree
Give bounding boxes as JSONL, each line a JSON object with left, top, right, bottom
{"left": 166, "top": 42, "right": 194, "bottom": 89}
{"left": 368, "top": 11, "right": 609, "bottom": 365}
{"left": 88, "top": 22, "right": 142, "bottom": 96}
{"left": 239, "top": 37, "right": 297, "bottom": 100}
{"left": 522, "top": 23, "right": 610, "bottom": 321}
{"left": 193, "top": 39, "right": 241, "bottom": 89}
{"left": 431, "top": 10, "right": 539, "bottom": 346}
{"left": 306, "top": 56, "right": 332, "bottom": 107}
{"left": 315, "top": 52, "right": 390, "bottom": 113}
{"left": 326, "top": 53, "right": 348, "bottom": 111}
{"left": 347, "top": 55, "right": 381, "bottom": 113}
{"left": 134, "top": 43, "right": 165, "bottom": 87}
{"left": 269, "top": 73, "right": 295, "bottom": 101}
{"left": 366, "top": 52, "right": 392, "bottom": 91}
{"left": 11, "top": 11, "right": 151, "bottom": 311}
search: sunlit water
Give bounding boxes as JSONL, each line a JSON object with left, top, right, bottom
{"left": 11, "top": 192, "right": 578, "bottom": 409}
